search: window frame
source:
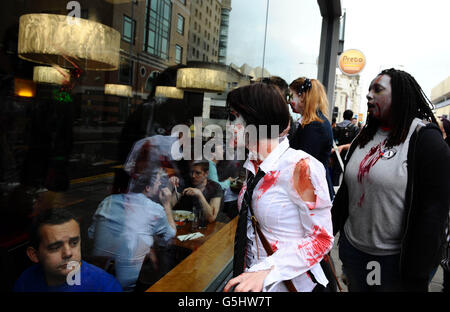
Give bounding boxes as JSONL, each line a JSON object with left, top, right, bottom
{"left": 122, "top": 15, "right": 136, "bottom": 45}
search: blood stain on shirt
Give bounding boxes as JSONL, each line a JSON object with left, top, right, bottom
{"left": 270, "top": 240, "right": 279, "bottom": 252}
{"left": 357, "top": 192, "right": 365, "bottom": 208}
{"left": 356, "top": 140, "right": 385, "bottom": 206}
{"left": 293, "top": 159, "right": 316, "bottom": 203}
{"left": 256, "top": 170, "right": 280, "bottom": 199}
{"left": 358, "top": 140, "right": 385, "bottom": 183}
{"left": 297, "top": 226, "right": 332, "bottom": 267}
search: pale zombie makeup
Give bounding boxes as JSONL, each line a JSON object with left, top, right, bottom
{"left": 289, "top": 88, "right": 303, "bottom": 114}
{"left": 366, "top": 74, "right": 393, "bottom": 127}
{"left": 226, "top": 108, "right": 247, "bottom": 149}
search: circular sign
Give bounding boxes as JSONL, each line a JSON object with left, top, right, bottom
{"left": 339, "top": 49, "right": 366, "bottom": 75}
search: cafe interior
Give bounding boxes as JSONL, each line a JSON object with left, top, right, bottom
{"left": 0, "top": 0, "right": 338, "bottom": 292}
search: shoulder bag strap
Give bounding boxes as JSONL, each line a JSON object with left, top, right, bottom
{"left": 246, "top": 171, "right": 298, "bottom": 292}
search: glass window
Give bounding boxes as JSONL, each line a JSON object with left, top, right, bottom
{"left": 144, "top": 0, "right": 171, "bottom": 60}
{"left": 119, "top": 57, "right": 134, "bottom": 84}
{"left": 177, "top": 14, "right": 184, "bottom": 35}
{"left": 122, "top": 15, "right": 136, "bottom": 44}
{"left": 175, "top": 45, "right": 183, "bottom": 64}
{"left": 8, "top": 0, "right": 443, "bottom": 297}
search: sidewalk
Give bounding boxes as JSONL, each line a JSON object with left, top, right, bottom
{"left": 329, "top": 233, "right": 444, "bottom": 292}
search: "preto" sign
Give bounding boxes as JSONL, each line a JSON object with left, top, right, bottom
{"left": 339, "top": 49, "right": 366, "bottom": 76}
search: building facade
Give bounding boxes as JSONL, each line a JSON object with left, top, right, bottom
{"left": 431, "top": 76, "right": 450, "bottom": 119}
{"left": 218, "top": 0, "right": 231, "bottom": 64}
{"left": 333, "top": 73, "right": 362, "bottom": 122}
{"left": 187, "top": 0, "right": 225, "bottom": 63}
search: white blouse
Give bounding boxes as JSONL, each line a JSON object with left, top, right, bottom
{"left": 237, "top": 138, "right": 334, "bottom": 292}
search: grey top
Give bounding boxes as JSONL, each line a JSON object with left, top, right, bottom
{"left": 343, "top": 118, "right": 424, "bottom": 256}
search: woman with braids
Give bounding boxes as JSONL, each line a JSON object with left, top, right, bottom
{"left": 332, "top": 68, "right": 450, "bottom": 292}
{"left": 288, "top": 77, "right": 334, "bottom": 200}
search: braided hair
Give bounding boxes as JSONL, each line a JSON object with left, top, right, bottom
{"left": 356, "top": 68, "right": 437, "bottom": 149}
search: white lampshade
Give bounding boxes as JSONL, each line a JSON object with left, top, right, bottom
{"left": 18, "top": 14, "right": 120, "bottom": 71}
{"left": 105, "top": 84, "right": 132, "bottom": 97}
{"left": 155, "top": 86, "right": 184, "bottom": 99}
{"left": 33, "top": 66, "right": 70, "bottom": 85}
{"left": 176, "top": 68, "right": 227, "bottom": 92}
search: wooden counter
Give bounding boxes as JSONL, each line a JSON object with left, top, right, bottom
{"left": 147, "top": 217, "right": 237, "bottom": 292}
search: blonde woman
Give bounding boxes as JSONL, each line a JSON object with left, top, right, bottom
{"left": 288, "top": 77, "right": 334, "bottom": 200}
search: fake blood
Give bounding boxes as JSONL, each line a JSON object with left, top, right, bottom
{"left": 297, "top": 225, "right": 332, "bottom": 266}
{"left": 356, "top": 140, "right": 385, "bottom": 207}
{"left": 257, "top": 170, "right": 280, "bottom": 199}
{"left": 293, "top": 159, "right": 316, "bottom": 203}
{"left": 357, "top": 141, "right": 384, "bottom": 183}
{"left": 270, "top": 240, "right": 279, "bottom": 252}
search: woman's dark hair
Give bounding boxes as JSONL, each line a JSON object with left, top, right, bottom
{"left": 29, "top": 208, "right": 79, "bottom": 250}
{"left": 356, "top": 68, "right": 437, "bottom": 148}
{"left": 226, "top": 83, "right": 290, "bottom": 139}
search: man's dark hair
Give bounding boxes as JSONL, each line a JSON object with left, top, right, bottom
{"left": 29, "top": 208, "right": 79, "bottom": 250}
{"left": 226, "top": 83, "right": 290, "bottom": 139}
{"left": 356, "top": 68, "right": 437, "bottom": 149}
{"left": 260, "top": 76, "right": 289, "bottom": 99}
{"left": 343, "top": 109, "right": 354, "bottom": 121}
{"left": 111, "top": 168, "right": 130, "bottom": 194}
{"left": 192, "top": 160, "right": 210, "bottom": 173}
{"left": 131, "top": 167, "right": 165, "bottom": 194}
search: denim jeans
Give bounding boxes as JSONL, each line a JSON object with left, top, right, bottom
{"left": 338, "top": 231, "right": 407, "bottom": 292}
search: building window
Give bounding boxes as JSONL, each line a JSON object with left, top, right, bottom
{"left": 177, "top": 14, "right": 184, "bottom": 35}
{"left": 119, "top": 57, "right": 134, "bottom": 84}
{"left": 144, "top": 0, "right": 172, "bottom": 60}
{"left": 123, "top": 15, "right": 136, "bottom": 44}
{"left": 175, "top": 45, "right": 183, "bottom": 64}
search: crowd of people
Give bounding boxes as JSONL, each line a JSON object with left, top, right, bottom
{"left": 11, "top": 68, "right": 450, "bottom": 293}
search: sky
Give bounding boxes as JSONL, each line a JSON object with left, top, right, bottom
{"left": 226, "top": 0, "right": 450, "bottom": 115}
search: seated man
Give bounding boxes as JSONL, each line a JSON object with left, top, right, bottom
{"left": 88, "top": 167, "right": 176, "bottom": 292}
{"left": 13, "top": 208, "right": 122, "bottom": 292}
{"left": 170, "top": 160, "right": 223, "bottom": 223}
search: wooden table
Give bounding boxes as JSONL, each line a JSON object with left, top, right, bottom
{"left": 147, "top": 217, "right": 237, "bottom": 292}
{"left": 173, "top": 220, "right": 227, "bottom": 251}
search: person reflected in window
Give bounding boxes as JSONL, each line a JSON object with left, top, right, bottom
{"left": 332, "top": 68, "right": 450, "bottom": 292}
{"left": 169, "top": 160, "right": 223, "bottom": 224}
{"left": 207, "top": 144, "right": 240, "bottom": 222}
{"left": 88, "top": 168, "right": 176, "bottom": 292}
{"left": 13, "top": 208, "right": 122, "bottom": 292}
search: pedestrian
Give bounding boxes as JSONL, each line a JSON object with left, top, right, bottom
{"left": 332, "top": 68, "right": 450, "bottom": 292}
{"left": 438, "top": 116, "right": 450, "bottom": 293}
{"left": 288, "top": 77, "right": 334, "bottom": 200}
{"left": 223, "top": 83, "right": 334, "bottom": 292}
{"left": 331, "top": 109, "right": 360, "bottom": 186}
